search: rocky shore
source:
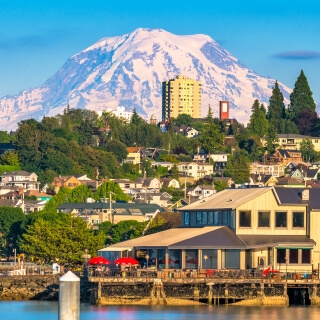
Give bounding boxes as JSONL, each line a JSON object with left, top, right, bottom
{"left": 0, "top": 275, "right": 92, "bottom": 302}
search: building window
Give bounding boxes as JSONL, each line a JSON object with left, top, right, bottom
{"left": 213, "top": 211, "right": 219, "bottom": 225}
{"left": 196, "top": 211, "right": 202, "bottom": 224}
{"left": 202, "top": 212, "right": 208, "bottom": 224}
{"left": 258, "top": 211, "right": 270, "bottom": 227}
{"left": 208, "top": 212, "right": 213, "bottom": 224}
{"left": 276, "top": 211, "right": 287, "bottom": 227}
{"left": 184, "top": 212, "right": 190, "bottom": 225}
{"left": 277, "top": 249, "right": 286, "bottom": 263}
{"left": 302, "top": 249, "right": 311, "bottom": 264}
{"left": 289, "top": 249, "right": 298, "bottom": 263}
{"left": 293, "top": 212, "right": 304, "bottom": 227}
{"left": 239, "top": 211, "right": 251, "bottom": 227}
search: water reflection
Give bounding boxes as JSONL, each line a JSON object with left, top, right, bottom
{"left": 1, "top": 302, "right": 320, "bottom": 320}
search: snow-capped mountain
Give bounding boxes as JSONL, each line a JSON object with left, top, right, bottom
{"left": 0, "top": 28, "right": 293, "bottom": 131}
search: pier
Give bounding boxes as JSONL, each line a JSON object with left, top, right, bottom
{"left": 88, "top": 268, "right": 320, "bottom": 306}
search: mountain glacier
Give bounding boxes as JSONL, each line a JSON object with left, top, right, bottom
{"left": 0, "top": 28, "right": 293, "bottom": 130}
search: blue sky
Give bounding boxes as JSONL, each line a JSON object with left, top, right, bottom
{"left": 1, "top": 0, "right": 320, "bottom": 103}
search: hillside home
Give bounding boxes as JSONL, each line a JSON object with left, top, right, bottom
{"left": 57, "top": 201, "right": 164, "bottom": 226}
{"left": 187, "top": 185, "right": 215, "bottom": 199}
{"left": 250, "top": 174, "right": 278, "bottom": 187}
{"left": 52, "top": 176, "right": 81, "bottom": 190}
{"left": 276, "top": 134, "right": 320, "bottom": 152}
{"left": 99, "top": 187, "right": 318, "bottom": 273}
{"left": 0, "top": 171, "right": 40, "bottom": 191}
{"left": 178, "top": 162, "right": 214, "bottom": 180}
{"left": 268, "top": 150, "right": 302, "bottom": 166}
{"left": 210, "top": 152, "right": 229, "bottom": 172}
{"left": 124, "top": 147, "right": 141, "bottom": 165}
{"left": 160, "top": 177, "right": 180, "bottom": 189}
{"left": 250, "top": 162, "right": 285, "bottom": 177}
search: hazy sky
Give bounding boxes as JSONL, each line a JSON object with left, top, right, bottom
{"left": 1, "top": 0, "right": 320, "bottom": 103}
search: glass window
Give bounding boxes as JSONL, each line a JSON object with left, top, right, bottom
{"left": 229, "top": 210, "right": 235, "bottom": 229}
{"left": 293, "top": 212, "right": 304, "bottom": 227}
{"left": 289, "top": 249, "right": 298, "bottom": 263}
{"left": 185, "top": 249, "right": 198, "bottom": 269}
{"left": 277, "top": 249, "right": 286, "bottom": 263}
{"left": 196, "top": 212, "right": 202, "bottom": 224}
{"left": 168, "top": 249, "right": 180, "bottom": 269}
{"left": 202, "top": 212, "right": 208, "bottom": 224}
{"left": 239, "top": 211, "right": 251, "bottom": 227}
{"left": 213, "top": 211, "right": 219, "bottom": 225}
{"left": 184, "top": 212, "right": 189, "bottom": 225}
{"left": 202, "top": 249, "right": 217, "bottom": 269}
{"left": 276, "top": 212, "right": 287, "bottom": 227}
{"left": 302, "top": 249, "right": 311, "bottom": 264}
{"left": 222, "top": 211, "right": 228, "bottom": 226}
{"left": 258, "top": 211, "right": 270, "bottom": 227}
{"left": 208, "top": 212, "right": 213, "bottom": 224}
{"left": 225, "top": 249, "right": 240, "bottom": 269}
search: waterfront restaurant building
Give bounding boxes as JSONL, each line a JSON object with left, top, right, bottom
{"left": 99, "top": 187, "right": 319, "bottom": 273}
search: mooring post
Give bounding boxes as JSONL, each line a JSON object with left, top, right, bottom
{"left": 58, "top": 271, "right": 80, "bottom": 320}
{"left": 208, "top": 284, "right": 213, "bottom": 305}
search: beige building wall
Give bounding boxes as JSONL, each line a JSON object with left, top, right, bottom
{"left": 236, "top": 189, "right": 307, "bottom": 236}
{"left": 162, "top": 75, "right": 202, "bottom": 120}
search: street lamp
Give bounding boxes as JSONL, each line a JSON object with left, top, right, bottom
{"left": 203, "top": 255, "right": 208, "bottom": 269}
{"left": 145, "top": 254, "right": 150, "bottom": 271}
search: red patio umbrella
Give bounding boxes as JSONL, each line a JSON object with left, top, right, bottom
{"left": 88, "top": 256, "right": 111, "bottom": 265}
{"left": 114, "top": 257, "right": 139, "bottom": 265}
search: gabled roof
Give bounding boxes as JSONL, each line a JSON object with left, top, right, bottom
{"left": 238, "top": 234, "right": 315, "bottom": 248}
{"left": 306, "top": 168, "right": 319, "bottom": 178}
{"left": 1, "top": 170, "right": 36, "bottom": 177}
{"left": 101, "top": 226, "right": 315, "bottom": 251}
{"left": 276, "top": 177, "right": 305, "bottom": 186}
{"left": 274, "top": 187, "right": 320, "bottom": 210}
{"left": 170, "top": 227, "right": 246, "bottom": 249}
{"left": 178, "top": 187, "right": 272, "bottom": 211}
{"left": 57, "top": 201, "right": 164, "bottom": 215}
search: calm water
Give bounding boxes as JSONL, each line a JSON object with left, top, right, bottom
{"left": 0, "top": 301, "right": 320, "bottom": 320}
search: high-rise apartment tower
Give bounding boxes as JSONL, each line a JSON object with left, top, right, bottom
{"left": 162, "top": 75, "right": 202, "bottom": 120}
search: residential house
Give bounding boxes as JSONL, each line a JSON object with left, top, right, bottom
{"left": 210, "top": 152, "right": 229, "bottom": 173}
{"left": 185, "top": 127, "right": 199, "bottom": 138}
{"left": 151, "top": 162, "right": 174, "bottom": 172}
{"left": 110, "top": 178, "right": 160, "bottom": 194}
{"left": 52, "top": 176, "right": 81, "bottom": 191}
{"left": 160, "top": 177, "right": 180, "bottom": 189}
{"left": 124, "top": 147, "right": 141, "bottom": 165}
{"left": 177, "top": 162, "right": 214, "bottom": 181}
{"left": 250, "top": 162, "right": 285, "bottom": 177}
{"left": 275, "top": 134, "right": 320, "bottom": 152}
{"left": 268, "top": 149, "right": 302, "bottom": 166}
{"left": 187, "top": 185, "right": 215, "bottom": 199}
{"left": 57, "top": 201, "right": 164, "bottom": 226}
{"left": 250, "top": 174, "right": 278, "bottom": 187}
{"left": 275, "top": 177, "right": 305, "bottom": 188}
{"left": 0, "top": 171, "right": 40, "bottom": 191}
{"left": 100, "top": 187, "right": 318, "bottom": 273}
{"left": 132, "top": 192, "right": 172, "bottom": 207}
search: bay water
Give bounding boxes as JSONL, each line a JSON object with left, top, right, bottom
{"left": 1, "top": 301, "right": 320, "bottom": 320}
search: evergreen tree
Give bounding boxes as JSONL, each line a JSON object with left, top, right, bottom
{"left": 289, "top": 70, "right": 316, "bottom": 120}
{"left": 267, "top": 81, "right": 286, "bottom": 133}
{"left": 246, "top": 99, "right": 269, "bottom": 137}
